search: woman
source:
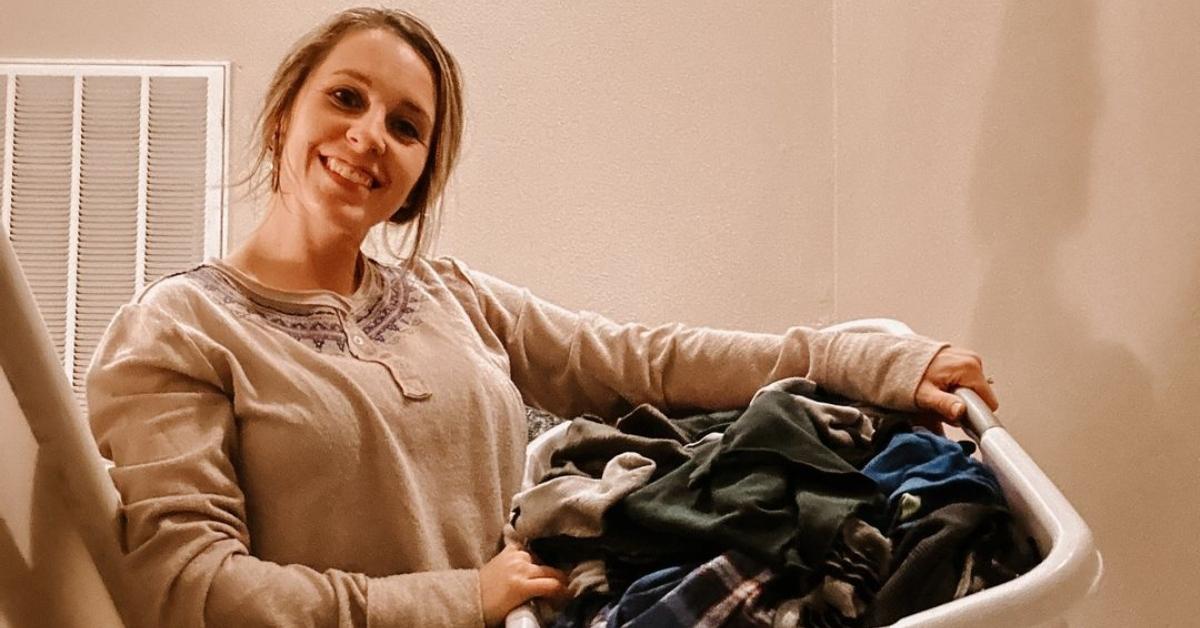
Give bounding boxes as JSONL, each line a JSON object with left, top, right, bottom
{"left": 87, "top": 7, "right": 997, "bottom": 628}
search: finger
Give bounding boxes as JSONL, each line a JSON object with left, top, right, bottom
{"left": 951, "top": 350, "right": 999, "bottom": 411}
{"left": 970, "top": 373, "right": 1000, "bottom": 411}
{"left": 532, "top": 564, "right": 568, "bottom": 583}
{"left": 516, "top": 563, "right": 566, "bottom": 585}
{"left": 920, "top": 385, "right": 965, "bottom": 422}
{"left": 522, "top": 576, "right": 567, "bottom": 600}
{"left": 948, "top": 362, "right": 999, "bottom": 412}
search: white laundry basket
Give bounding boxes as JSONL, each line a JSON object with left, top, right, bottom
{"left": 504, "top": 319, "right": 1103, "bottom": 628}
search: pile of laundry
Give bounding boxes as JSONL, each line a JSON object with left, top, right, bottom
{"left": 511, "top": 378, "right": 1040, "bottom": 628}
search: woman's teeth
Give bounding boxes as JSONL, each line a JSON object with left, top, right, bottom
{"left": 325, "top": 157, "right": 374, "bottom": 188}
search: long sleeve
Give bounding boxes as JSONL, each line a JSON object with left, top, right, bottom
{"left": 87, "top": 301, "right": 483, "bottom": 628}
{"left": 433, "top": 257, "right": 946, "bottom": 420}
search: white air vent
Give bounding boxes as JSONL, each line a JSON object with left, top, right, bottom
{"left": 1, "top": 62, "right": 228, "bottom": 412}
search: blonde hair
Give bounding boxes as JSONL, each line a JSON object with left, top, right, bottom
{"left": 242, "top": 7, "right": 464, "bottom": 263}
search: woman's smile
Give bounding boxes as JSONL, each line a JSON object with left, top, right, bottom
{"left": 320, "top": 154, "right": 379, "bottom": 190}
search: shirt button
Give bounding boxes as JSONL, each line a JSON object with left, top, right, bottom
{"left": 352, "top": 335, "right": 366, "bottom": 346}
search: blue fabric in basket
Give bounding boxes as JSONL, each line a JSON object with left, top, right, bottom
{"left": 862, "top": 427, "right": 1004, "bottom": 521}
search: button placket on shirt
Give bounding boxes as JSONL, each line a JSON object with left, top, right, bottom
{"left": 339, "top": 310, "right": 431, "bottom": 400}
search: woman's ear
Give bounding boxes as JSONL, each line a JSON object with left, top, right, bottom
{"left": 275, "top": 119, "right": 288, "bottom": 153}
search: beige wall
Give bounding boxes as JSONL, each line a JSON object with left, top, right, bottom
{"left": 2, "top": 1, "right": 1197, "bottom": 626}
{"left": 834, "top": 3, "right": 1200, "bottom": 626}
{"left": 2, "top": 0, "right": 836, "bottom": 331}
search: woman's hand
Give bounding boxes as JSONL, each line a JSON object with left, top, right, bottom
{"left": 915, "top": 346, "right": 999, "bottom": 423}
{"left": 479, "top": 544, "right": 568, "bottom": 627}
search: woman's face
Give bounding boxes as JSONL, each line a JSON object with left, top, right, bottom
{"left": 276, "top": 28, "right": 436, "bottom": 238}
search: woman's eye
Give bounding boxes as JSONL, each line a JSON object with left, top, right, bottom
{"left": 330, "top": 88, "right": 361, "bottom": 108}
{"left": 388, "top": 118, "right": 420, "bottom": 140}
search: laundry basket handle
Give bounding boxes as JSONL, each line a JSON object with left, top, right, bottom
{"left": 954, "top": 386, "right": 1003, "bottom": 440}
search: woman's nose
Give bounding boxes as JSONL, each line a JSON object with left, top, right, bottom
{"left": 346, "top": 111, "right": 386, "bottom": 156}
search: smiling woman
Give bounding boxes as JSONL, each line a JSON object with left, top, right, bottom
{"left": 227, "top": 14, "right": 456, "bottom": 297}
{"left": 82, "top": 6, "right": 998, "bottom": 628}
{"left": 230, "top": 8, "right": 463, "bottom": 293}
{"left": 228, "top": 28, "right": 437, "bottom": 288}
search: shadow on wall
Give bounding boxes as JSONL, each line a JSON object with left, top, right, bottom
{"left": 966, "top": 1, "right": 1161, "bottom": 624}
{"left": 0, "top": 453, "right": 116, "bottom": 628}
{"left": 1151, "top": 258, "right": 1200, "bottom": 611}
{"left": 1163, "top": 263, "right": 1200, "bottom": 424}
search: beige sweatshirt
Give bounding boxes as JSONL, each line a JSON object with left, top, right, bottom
{"left": 86, "top": 255, "right": 946, "bottom": 628}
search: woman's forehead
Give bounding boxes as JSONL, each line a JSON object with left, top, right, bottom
{"left": 312, "top": 28, "right": 436, "bottom": 112}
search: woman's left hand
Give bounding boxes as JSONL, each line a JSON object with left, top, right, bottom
{"left": 915, "top": 346, "right": 999, "bottom": 423}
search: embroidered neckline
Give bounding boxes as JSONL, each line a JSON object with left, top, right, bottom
{"left": 184, "top": 259, "right": 421, "bottom": 354}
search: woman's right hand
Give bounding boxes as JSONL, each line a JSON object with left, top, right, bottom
{"left": 479, "top": 544, "right": 568, "bottom": 626}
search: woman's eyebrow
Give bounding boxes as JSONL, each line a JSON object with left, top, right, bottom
{"left": 330, "top": 68, "right": 433, "bottom": 129}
